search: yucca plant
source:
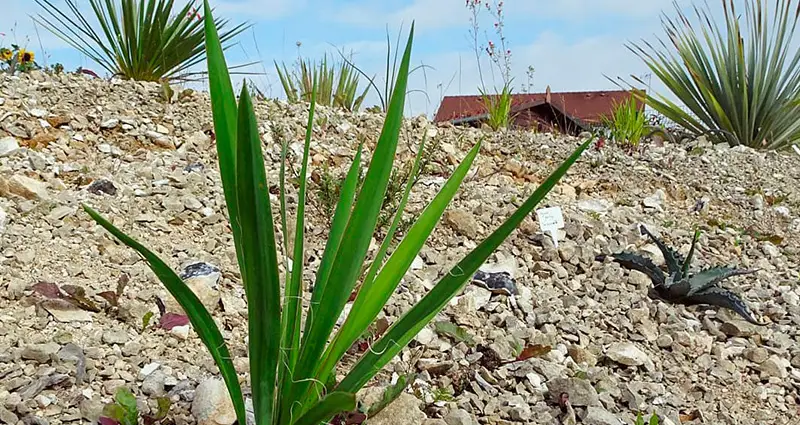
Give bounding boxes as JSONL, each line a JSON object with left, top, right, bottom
{"left": 81, "top": 1, "right": 593, "bottom": 424}
{"left": 600, "top": 93, "right": 647, "bottom": 148}
{"left": 33, "top": 0, "right": 248, "bottom": 81}
{"left": 479, "top": 81, "right": 514, "bottom": 131}
{"left": 627, "top": 0, "right": 800, "bottom": 149}
{"left": 275, "top": 54, "right": 369, "bottom": 112}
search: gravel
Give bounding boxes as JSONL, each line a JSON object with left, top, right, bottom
{"left": 1, "top": 70, "right": 799, "bottom": 424}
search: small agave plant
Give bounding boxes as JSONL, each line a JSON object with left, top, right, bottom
{"left": 597, "top": 225, "right": 765, "bottom": 325}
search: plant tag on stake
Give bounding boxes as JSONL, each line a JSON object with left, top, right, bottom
{"left": 536, "top": 206, "right": 565, "bottom": 247}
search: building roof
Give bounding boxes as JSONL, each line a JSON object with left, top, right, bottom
{"left": 434, "top": 89, "right": 641, "bottom": 125}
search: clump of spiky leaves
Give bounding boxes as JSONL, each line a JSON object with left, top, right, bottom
{"left": 597, "top": 225, "right": 764, "bottom": 325}
{"left": 600, "top": 92, "right": 647, "bottom": 150}
{"left": 275, "top": 53, "right": 369, "bottom": 112}
{"left": 81, "top": 1, "right": 593, "bottom": 424}
{"left": 479, "top": 82, "right": 514, "bottom": 131}
{"left": 626, "top": 0, "right": 800, "bottom": 150}
{"left": 33, "top": 0, "right": 249, "bottom": 82}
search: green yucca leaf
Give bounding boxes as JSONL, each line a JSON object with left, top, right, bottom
{"left": 82, "top": 205, "right": 246, "bottom": 423}
{"left": 336, "top": 136, "right": 594, "bottom": 393}
{"left": 275, "top": 72, "right": 318, "bottom": 422}
{"left": 316, "top": 139, "right": 482, "bottom": 389}
{"left": 360, "top": 133, "right": 428, "bottom": 295}
{"left": 235, "top": 84, "right": 282, "bottom": 424}
{"left": 293, "top": 392, "right": 356, "bottom": 425}
{"left": 288, "top": 23, "right": 415, "bottom": 418}
{"left": 34, "top": 0, "right": 249, "bottom": 81}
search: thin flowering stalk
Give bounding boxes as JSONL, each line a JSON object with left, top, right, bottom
{"left": 466, "top": 0, "right": 514, "bottom": 130}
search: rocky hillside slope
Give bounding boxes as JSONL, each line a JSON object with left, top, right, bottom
{"left": 1, "top": 71, "right": 800, "bottom": 425}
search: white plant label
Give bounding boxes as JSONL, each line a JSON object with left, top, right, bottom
{"left": 536, "top": 206, "right": 565, "bottom": 247}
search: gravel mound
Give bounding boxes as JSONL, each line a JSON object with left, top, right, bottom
{"left": 1, "top": 70, "right": 799, "bottom": 425}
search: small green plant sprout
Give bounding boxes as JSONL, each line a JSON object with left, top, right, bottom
{"left": 600, "top": 92, "right": 647, "bottom": 150}
{"left": 597, "top": 225, "right": 766, "bottom": 325}
{"left": 634, "top": 411, "right": 660, "bottom": 425}
{"left": 80, "top": 2, "right": 594, "bottom": 424}
{"left": 99, "top": 387, "right": 171, "bottom": 425}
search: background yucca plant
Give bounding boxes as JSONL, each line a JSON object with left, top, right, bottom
{"left": 33, "top": 0, "right": 248, "bottom": 82}
{"left": 601, "top": 93, "right": 647, "bottom": 148}
{"left": 275, "top": 54, "right": 369, "bottom": 112}
{"left": 479, "top": 82, "right": 514, "bottom": 131}
{"left": 81, "top": 1, "right": 592, "bottom": 424}
{"left": 627, "top": 0, "right": 800, "bottom": 150}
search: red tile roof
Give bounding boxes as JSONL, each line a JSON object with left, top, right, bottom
{"left": 434, "top": 90, "right": 641, "bottom": 124}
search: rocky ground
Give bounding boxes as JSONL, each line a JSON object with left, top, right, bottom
{"left": 1, "top": 70, "right": 800, "bottom": 425}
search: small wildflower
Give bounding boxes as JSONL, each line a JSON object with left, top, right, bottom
{"left": 18, "top": 49, "right": 34, "bottom": 64}
{"left": 0, "top": 48, "right": 11, "bottom": 61}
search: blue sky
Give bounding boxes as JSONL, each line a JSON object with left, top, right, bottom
{"left": 4, "top": 0, "right": 707, "bottom": 116}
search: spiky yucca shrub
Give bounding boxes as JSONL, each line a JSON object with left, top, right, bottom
{"left": 601, "top": 93, "right": 647, "bottom": 148}
{"left": 34, "top": 0, "right": 248, "bottom": 81}
{"left": 628, "top": 0, "right": 800, "bottom": 149}
{"left": 275, "top": 54, "right": 369, "bottom": 112}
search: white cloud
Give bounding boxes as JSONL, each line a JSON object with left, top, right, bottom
{"left": 331, "top": 0, "right": 470, "bottom": 32}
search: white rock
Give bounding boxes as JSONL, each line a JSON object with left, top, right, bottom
{"left": 410, "top": 255, "right": 424, "bottom": 270}
{"left": 170, "top": 325, "right": 190, "bottom": 340}
{"left": 29, "top": 108, "right": 48, "bottom": 118}
{"left": 0, "top": 206, "right": 7, "bottom": 237}
{"left": 336, "top": 122, "right": 352, "bottom": 134}
{"left": 774, "top": 206, "right": 791, "bottom": 218}
{"left": 415, "top": 327, "right": 436, "bottom": 346}
{"left": 478, "top": 253, "right": 517, "bottom": 278}
{"left": 606, "top": 342, "right": 649, "bottom": 366}
{"left": 643, "top": 189, "right": 666, "bottom": 210}
{"left": 192, "top": 378, "right": 236, "bottom": 425}
{"left": 0, "top": 137, "right": 20, "bottom": 157}
{"left": 43, "top": 303, "right": 93, "bottom": 322}
{"left": 761, "top": 242, "right": 780, "bottom": 259}
{"left": 139, "top": 362, "right": 161, "bottom": 379}
{"left": 577, "top": 199, "right": 612, "bottom": 214}
{"left": 100, "top": 118, "right": 119, "bottom": 129}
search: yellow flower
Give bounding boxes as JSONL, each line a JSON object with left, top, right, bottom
{"left": 18, "top": 49, "right": 34, "bottom": 64}
{"left": 0, "top": 48, "right": 11, "bottom": 62}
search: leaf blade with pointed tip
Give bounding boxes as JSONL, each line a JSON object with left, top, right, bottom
{"left": 234, "top": 85, "right": 282, "bottom": 424}
{"left": 82, "top": 204, "right": 245, "bottom": 423}
{"left": 292, "top": 392, "right": 356, "bottom": 425}
{"left": 336, "top": 136, "right": 594, "bottom": 394}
